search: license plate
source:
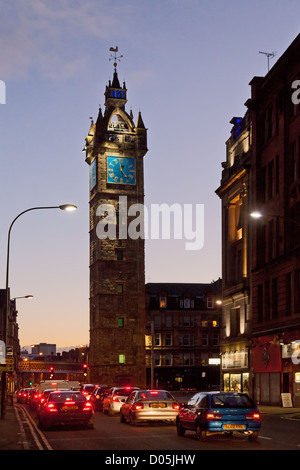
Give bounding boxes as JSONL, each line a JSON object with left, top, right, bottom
{"left": 224, "top": 424, "right": 245, "bottom": 430}
{"left": 150, "top": 403, "right": 167, "bottom": 408}
{"left": 62, "top": 406, "right": 78, "bottom": 411}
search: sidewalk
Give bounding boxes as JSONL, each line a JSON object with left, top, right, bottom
{"left": 0, "top": 402, "right": 24, "bottom": 450}
{"left": 259, "top": 405, "right": 300, "bottom": 417}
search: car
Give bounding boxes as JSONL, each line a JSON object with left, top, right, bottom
{"left": 37, "top": 390, "right": 94, "bottom": 430}
{"left": 89, "top": 385, "right": 110, "bottom": 411}
{"left": 17, "top": 388, "right": 33, "bottom": 404}
{"left": 26, "top": 388, "right": 38, "bottom": 405}
{"left": 102, "top": 387, "right": 140, "bottom": 415}
{"left": 120, "top": 390, "right": 181, "bottom": 425}
{"left": 80, "top": 384, "right": 97, "bottom": 401}
{"left": 34, "top": 388, "right": 69, "bottom": 411}
{"left": 176, "top": 391, "right": 261, "bottom": 441}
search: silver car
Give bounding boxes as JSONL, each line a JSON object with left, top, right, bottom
{"left": 120, "top": 390, "right": 181, "bottom": 425}
{"left": 103, "top": 387, "right": 140, "bottom": 415}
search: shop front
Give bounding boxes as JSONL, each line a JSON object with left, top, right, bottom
{"left": 251, "top": 335, "right": 282, "bottom": 405}
{"left": 221, "top": 348, "right": 251, "bottom": 395}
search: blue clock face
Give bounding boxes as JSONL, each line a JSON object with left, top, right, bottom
{"left": 107, "top": 156, "right": 136, "bottom": 185}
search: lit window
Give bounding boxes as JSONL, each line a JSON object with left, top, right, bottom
{"left": 117, "top": 284, "right": 123, "bottom": 294}
{"left": 119, "top": 354, "right": 125, "bottom": 364}
{"left": 118, "top": 318, "right": 124, "bottom": 328}
{"left": 159, "top": 296, "right": 167, "bottom": 308}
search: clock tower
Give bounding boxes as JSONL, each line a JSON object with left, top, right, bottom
{"left": 84, "top": 50, "right": 147, "bottom": 388}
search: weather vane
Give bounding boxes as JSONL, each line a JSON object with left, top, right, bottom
{"left": 259, "top": 51, "right": 276, "bottom": 72}
{"left": 109, "top": 46, "right": 123, "bottom": 71}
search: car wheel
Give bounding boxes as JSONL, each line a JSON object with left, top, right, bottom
{"left": 176, "top": 420, "right": 185, "bottom": 436}
{"left": 196, "top": 423, "right": 207, "bottom": 441}
{"left": 248, "top": 431, "right": 259, "bottom": 441}
{"left": 129, "top": 413, "right": 136, "bottom": 426}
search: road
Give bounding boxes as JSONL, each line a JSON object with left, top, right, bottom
{"left": 16, "top": 403, "right": 300, "bottom": 452}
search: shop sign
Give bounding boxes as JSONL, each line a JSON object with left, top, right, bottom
{"left": 252, "top": 340, "right": 281, "bottom": 373}
{"left": 221, "top": 350, "right": 248, "bottom": 370}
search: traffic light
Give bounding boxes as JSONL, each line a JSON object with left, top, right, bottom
{"left": 49, "top": 366, "right": 54, "bottom": 379}
{"left": 83, "top": 364, "right": 88, "bottom": 377}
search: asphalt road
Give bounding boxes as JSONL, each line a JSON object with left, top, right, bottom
{"left": 20, "top": 404, "right": 300, "bottom": 451}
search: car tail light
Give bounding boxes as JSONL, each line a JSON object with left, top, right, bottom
{"left": 64, "top": 401, "right": 76, "bottom": 405}
{"left": 246, "top": 413, "right": 260, "bottom": 420}
{"left": 112, "top": 395, "right": 120, "bottom": 402}
{"left": 150, "top": 391, "right": 159, "bottom": 395}
{"left": 83, "top": 402, "right": 93, "bottom": 412}
{"left": 172, "top": 403, "right": 181, "bottom": 410}
{"left": 206, "top": 413, "right": 223, "bottom": 420}
{"left": 133, "top": 403, "right": 144, "bottom": 411}
{"left": 46, "top": 403, "right": 58, "bottom": 413}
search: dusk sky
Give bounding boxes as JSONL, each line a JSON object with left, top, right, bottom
{"left": 0, "top": 0, "right": 299, "bottom": 349}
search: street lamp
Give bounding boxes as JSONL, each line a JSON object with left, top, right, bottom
{"left": 250, "top": 210, "right": 300, "bottom": 227}
{"left": 1, "top": 204, "right": 77, "bottom": 419}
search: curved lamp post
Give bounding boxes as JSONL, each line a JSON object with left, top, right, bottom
{"left": 1, "top": 204, "right": 77, "bottom": 419}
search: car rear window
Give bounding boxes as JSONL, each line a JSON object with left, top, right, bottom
{"left": 114, "top": 389, "right": 134, "bottom": 396}
{"left": 211, "top": 393, "right": 255, "bottom": 408}
{"left": 50, "top": 392, "right": 85, "bottom": 402}
{"left": 137, "top": 391, "right": 173, "bottom": 400}
{"left": 84, "top": 386, "right": 95, "bottom": 393}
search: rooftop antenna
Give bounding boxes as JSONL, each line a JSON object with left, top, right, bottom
{"left": 109, "top": 46, "right": 123, "bottom": 71}
{"left": 259, "top": 51, "right": 276, "bottom": 72}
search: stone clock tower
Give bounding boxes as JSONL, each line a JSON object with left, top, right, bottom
{"left": 83, "top": 50, "right": 147, "bottom": 388}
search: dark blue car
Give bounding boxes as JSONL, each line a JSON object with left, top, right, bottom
{"left": 176, "top": 391, "right": 261, "bottom": 441}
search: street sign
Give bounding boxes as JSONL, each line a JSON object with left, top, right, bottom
{"left": 0, "top": 341, "right": 6, "bottom": 365}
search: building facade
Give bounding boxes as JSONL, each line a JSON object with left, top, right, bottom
{"left": 145, "top": 281, "right": 222, "bottom": 390}
{"left": 84, "top": 57, "right": 148, "bottom": 387}
{"left": 247, "top": 33, "right": 300, "bottom": 406}
{"left": 216, "top": 113, "right": 252, "bottom": 396}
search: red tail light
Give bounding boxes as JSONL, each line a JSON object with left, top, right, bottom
{"left": 112, "top": 395, "right": 120, "bottom": 402}
{"left": 172, "top": 403, "right": 180, "bottom": 410}
{"left": 133, "top": 403, "right": 144, "bottom": 411}
{"left": 206, "top": 413, "right": 223, "bottom": 420}
{"left": 64, "top": 401, "right": 76, "bottom": 405}
{"left": 246, "top": 413, "right": 260, "bottom": 420}
{"left": 83, "top": 402, "right": 93, "bottom": 412}
{"left": 46, "top": 403, "right": 58, "bottom": 413}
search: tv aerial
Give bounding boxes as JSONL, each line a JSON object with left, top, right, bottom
{"left": 259, "top": 51, "right": 276, "bottom": 72}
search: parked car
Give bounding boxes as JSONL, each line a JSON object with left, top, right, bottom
{"left": 120, "top": 390, "right": 181, "bottom": 425}
{"left": 89, "top": 385, "right": 110, "bottom": 411}
{"left": 80, "top": 384, "right": 97, "bottom": 401}
{"left": 176, "top": 391, "right": 261, "bottom": 441}
{"left": 103, "top": 387, "right": 140, "bottom": 415}
{"left": 37, "top": 390, "right": 94, "bottom": 430}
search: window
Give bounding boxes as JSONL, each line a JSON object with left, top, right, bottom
{"left": 154, "top": 333, "right": 161, "bottom": 346}
{"left": 165, "top": 315, "right": 172, "bottom": 327}
{"left": 154, "top": 353, "right": 161, "bottom": 366}
{"left": 179, "top": 353, "right": 194, "bottom": 366}
{"left": 159, "top": 296, "right": 167, "bottom": 308}
{"left": 117, "top": 284, "right": 123, "bottom": 294}
{"left": 154, "top": 315, "right": 161, "bottom": 327}
{"left": 116, "top": 249, "right": 123, "bottom": 260}
{"left": 272, "top": 278, "right": 278, "bottom": 319}
{"left": 201, "top": 316, "right": 208, "bottom": 327}
{"left": 179, "top": 334, "right": 194, "bottom": 347}
{"left": 201, "top": 333, "right": 208, "bottom": 346}
{"left": 179, "top": 316, "right": 194, "bottom": 327}
{"left": 207, "top": 297, "right": 214, "bottom": 308}
{"left": 119, "top": 354, "right": 125, "bottom": 364}
{"left": 118, "top": 318, "right": 124, "bottom": 328}
{"left": 165, "top": 333, "right": 172, "bottom": 346}
{"left": 165, "top": 353, "right": 173, "bottom": 366}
